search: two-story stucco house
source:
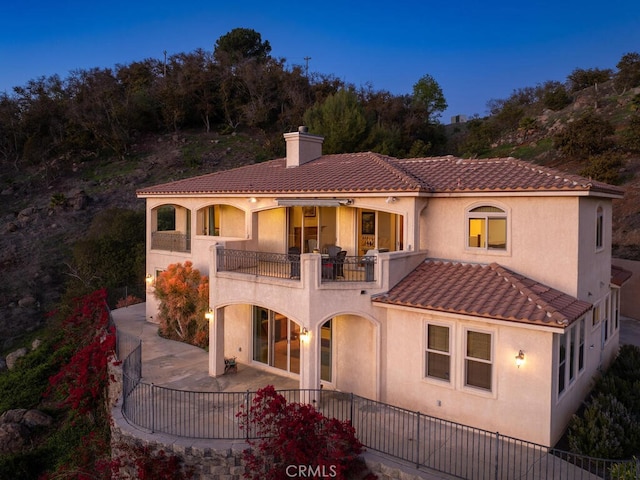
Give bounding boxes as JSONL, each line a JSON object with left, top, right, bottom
{"left": 137, "top": 127, "right": 628, "bottom": 446}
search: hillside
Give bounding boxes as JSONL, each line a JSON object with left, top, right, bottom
{"left": 1, "top": 82, "right": 640, "bottom": 350}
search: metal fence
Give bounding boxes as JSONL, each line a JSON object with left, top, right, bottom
{"left": 116, "top": 331, "right": 638, "bottom": 480}
{"left": 217, "top": 248, "right": 377, "bottom": 283}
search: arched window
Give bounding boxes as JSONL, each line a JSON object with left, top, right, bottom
{"left": 467, "top": 206, "right": 507, "bottom": 250}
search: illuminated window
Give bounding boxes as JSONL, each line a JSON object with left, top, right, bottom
{"left": 425, "top": 324, "right": 450, "bottom": 382}
{"left": 467, "top": 206, "right": 507, "bottom": 250}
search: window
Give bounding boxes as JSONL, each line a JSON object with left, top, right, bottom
{"left": 467, "top": 206, "right": 507, "bottom": 250}
{"left": 592, "top": 304, "right": 600, "bottom": 327}
{"left": 578, "top": 319, "right": 585, "bottom": 372}
{"left": 558, "top": 319, "right": 586, "bottom": 397}
{"left": 558, "top": 333, "right": 566, "bottom": 394}
{"left": 596, "top": 206, "right": 604, "bottom": 249}
{"left": 425, "top": 324, "right": 450, "bottom": 381}
{"left": 465, "top": 331, "right": 492, "bottom": 391}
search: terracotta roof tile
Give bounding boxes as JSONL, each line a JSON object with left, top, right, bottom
{"left": 373, "top": 260, "right": 592, "bottom": 327}
{"left": 611, "top": 264, "right": 633, "bottom": 286}
{"left": 136, "top": 153, "right": 624, "bottom": 197}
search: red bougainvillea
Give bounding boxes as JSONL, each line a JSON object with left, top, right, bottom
{"left": 45, "top": 288, "right": 116, "bottom": 414}
{"left": 237, "top": 386, "right": 375, "bottom": 480}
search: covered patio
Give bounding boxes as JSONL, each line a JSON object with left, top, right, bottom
{"left": 111, "top": 302, "right": 298, "bottom": 392}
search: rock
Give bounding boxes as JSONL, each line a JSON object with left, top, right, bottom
{"left": 31, "top": 338, "right": 42, "bottom": 350}
{"left": 0, "top": 409, "right": 52, "bottom": 454}
{"left": 68, "top": 189, "right": 88, "bottom": 210}
{"left": 5, "top": 347, "right": 28, "bottom": 370}
{"left": 0, "top": 422, "right": 29, "bottom": 453}
{"left": 22, "top": 410, "right": 52, "bottom": 428}
{"left": 5, "top": 221, "right": 18, "bottom": 233}
{"left": 18, "top": 295, "right": 36, "bottom": 308}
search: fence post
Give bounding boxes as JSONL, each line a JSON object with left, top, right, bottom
{"left": 416, "top": 411, "right": 421, "bottom": 469}
{"left": 495, "top": 431, "right": 500, "bottom": 480}
{"left": 245, "top": 390, "right": 251, "bottom": 440}
{"left": 151, "top": 383, "right": 155, "bottom": 433}
{"left": 350, "top": 393, "right": 354, "bottom": 425}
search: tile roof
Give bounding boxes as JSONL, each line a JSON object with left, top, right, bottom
{"left": 611, "top": 264, "right": 633, "bottom": 287}
{"left": 373, "top": 260, "right": 592, "bottom": 328}
{"left": 136, "top": 153, "right": 624, "bottom": 198}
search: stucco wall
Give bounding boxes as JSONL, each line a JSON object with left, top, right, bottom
{"left": 613, "top": 258, "right": 640, "bottom": 320}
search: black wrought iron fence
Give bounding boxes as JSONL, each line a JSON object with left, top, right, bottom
{"left": 115, "top": 330, "right": 639, "bottom": 480}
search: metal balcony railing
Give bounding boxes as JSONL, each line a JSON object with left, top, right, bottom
{"left": 216, "top": 249, "right": 377, "bottom": 283}
{"left": 151, "top": 231, "right": 191, "bottom": 252}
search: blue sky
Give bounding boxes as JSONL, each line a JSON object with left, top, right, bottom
{"left": 1, "top": 1, "right": 639, "bottom": 121}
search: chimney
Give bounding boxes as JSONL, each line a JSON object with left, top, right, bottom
{"left": 283, "top": 126, "right": 324, "bottom": 168}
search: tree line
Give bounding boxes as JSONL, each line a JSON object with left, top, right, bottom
{"left": 0, "top": 27, "right": 449, "bottom": 180}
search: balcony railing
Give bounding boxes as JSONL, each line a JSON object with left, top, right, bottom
{"left": 217, "top": 249, "right": 377, "bottom": 282}
{"left": 151, "top": 231, "right": 191, "bottom": 252}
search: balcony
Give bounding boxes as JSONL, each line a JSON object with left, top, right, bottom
{"left": 217, "top": 248, "right": 376, "bottom": 283}
{"left": 151, "top": 231, "right": 191, "bottom": 252}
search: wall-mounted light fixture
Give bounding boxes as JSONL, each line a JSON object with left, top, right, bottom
{"left": 204, "top": 309, "right": 214, "bottom": 321}
{"left": 386, "top": 196, "right": 397, "bottom": 203}
{"left": 248, "top": 197, "right": 258, "bottom": 203}
{"left": 515, "top": 350, "right": 525, "bottom": 368}
{"left": 145, "top": 273, "right": 154, "bottom": 285}
{"left": 299, "top": 327, "right": 310, "bottom": 343}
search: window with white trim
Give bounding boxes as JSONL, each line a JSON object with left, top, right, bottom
{"left": 465, "top": 330, "right": 492, "bottom": 391}
{"left": 467, "top": 206, "right": 507, "bottom": 250}
{"left": 425, "top": 324, "right": 451, "bottom": 382}
{"left": 558, "top": 318, "right": 586, "bottom": 397}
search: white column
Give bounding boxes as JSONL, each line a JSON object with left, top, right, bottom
{"left": 208, "top": 308, "right": 225, "bottom": 377}
{"left": 299, "top": 326, "right": 319, "bottom": 391}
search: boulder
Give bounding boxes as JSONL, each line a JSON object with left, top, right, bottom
{"left": 22, "top": 409, "right": 53, "bottom": 428}
{"left": 31, "top": 338, "right": 42, "bottom": 350}
{"left": 0, "top": 409, "right": 52, "bottom": 454}
{"left": 5, "top": 347, "right": 28, "bottom": 370}
{"left": 18, "top": 295, "right": 37, "bottom": 308}
{"left": 0, "top": 422, "right": 29, "bottom": 453}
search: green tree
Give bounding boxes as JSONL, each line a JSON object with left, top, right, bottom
{"left": 567, "top": 67, "right": 613, "bottom": 92}
{"left": 541, "top": 82, "right": 572, "bottom": 110}
{"left": 615, "top": 52, "right": 640, "bottom": 92}
{"left": 303, "top": 89, "right": 368, "bottom": 153}
{"left": 214, "top": 28, "right": 272, "bottom": 67}
{"left": 553, "top": 110, "right": 614, "bottom": 157}
{"left": 622, "top": 114, "right": 640, "bottom": 152}
{"left": 66, "top": 208, "right": 145, "bottom": 301}
{"left": 411, "top": 74, "right": 447, "bottom": 124}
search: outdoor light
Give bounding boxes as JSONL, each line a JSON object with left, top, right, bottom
{"left": 204, "top": 309, "right": 214, "bottom": 321}
{"left": 515, "top": 350, "right": 525, "bottom": 368}
{"left": 248, "top": 197, "right": 258, "bottom": 203}
{"left": 145, "top": 273, "right": 154, "bottom": 285}
{"left": 386, "top": 196, "right": 397, "bottom": 203}
{"left": 299, "top": 327, "right": 310, "bottom": 343}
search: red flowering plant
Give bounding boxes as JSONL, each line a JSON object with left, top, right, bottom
{"left": 237, "top": 386, "right": 375, "bottom": 480}
{"left": 45, "top": 288, "right": 116, "bottom": 415}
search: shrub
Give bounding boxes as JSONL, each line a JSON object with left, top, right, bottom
{"left": 153, "top": 261, "right": 209, "bottom": 347}
{"left": 237, "top": 386, "right": 375, "bottom": 480}
{"left": 567, "top": 393, "right": 637, "bottom": 459}
{"left": 554, "top": 111, "right": 614, "bottom": 158}
{"left": 579, "top": 154, "right": 624, "bottom": 184}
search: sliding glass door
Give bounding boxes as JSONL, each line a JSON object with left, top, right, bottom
{"left": 252, "top": 306, "right": 300, "bottom": 374}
